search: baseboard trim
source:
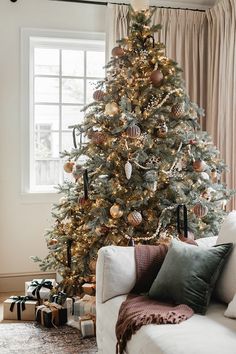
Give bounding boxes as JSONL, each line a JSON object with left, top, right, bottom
{"left": 0, "top": 272, "right": 56, "bottom": 293}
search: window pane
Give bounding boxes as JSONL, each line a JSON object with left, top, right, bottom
{"left": 35, "top": 130, "right": 59, "bottom": 158}
{"left": 34, "top": 48, "right": 59, "bottom": 75}
{"left": 62, "top": 78, "right": 84, "bottom": 103}
{"left": 62, "top": 50, "right": 84, "bottom": 76}
{"left": 86, "top": 79, "right": 99, "bottom": 103}
{"left": 35, "top": 105, "right": 59, "bottom": 130}
{"left": 35, "top": 77, "right": 59, "bottom": 103}
{"left": 62, "top": 105, "right": 84, "bottom": 130}
{"left": 61, "top": 132, "right": 73, "bottom": 152}
{"left": 35, "top": 159, "right": 60, "bottom": 185}
{"left": 86, "top": 51, "right": 105, "bottom": 77}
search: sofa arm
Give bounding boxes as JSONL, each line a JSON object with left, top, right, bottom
{"left": 96, "top": 246, "right": 136, "bottom": 304}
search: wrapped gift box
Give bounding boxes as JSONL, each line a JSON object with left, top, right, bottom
{"left": 80, "top": 315, "right": 96, "bottom": 338}
{"left": 65, "top": 296, "right": 80, "bottom": 318}
{"left": 82, "top": 283, "right": 95, "bottom": 296}
{"left": 25, "top": 279, "right": 56, "bottom": 300}
{"left": 49, "top": 291, "right": 67, "bottom": 306}
{"left": 3, "top": 296, "right": 38, "bottom": 321}
{"left": 74, "top": 295, "right": 96, "bottom": 319}
{"left": 36, "top": 302, "right": 67, "bottom": 328}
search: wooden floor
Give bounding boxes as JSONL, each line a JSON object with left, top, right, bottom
{"left": 0, "top": 292, "right": 23, "bottom": 322}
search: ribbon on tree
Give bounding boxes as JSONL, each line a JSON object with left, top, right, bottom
{"left": 31, "top": 280, "right": 53, "bottom": 300}
{"left": 67, "top": 239, "right": 73, "bottom": 268}
{"left": 9, "top": 296, "right": 34, "bottom": 320}
{"left": 176, "top": 204, "right": 188, "bottom": 238}
{"left": 83, "top": 169, "right": 89, "bottom": 200}
{"left": 72, "top": 127, "right": 83, "bottom": 149}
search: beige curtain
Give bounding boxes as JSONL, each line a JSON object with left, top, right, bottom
{"left": 106, "top": 3, "right": 207, "bottom": 121}
{"left": 206, "top": 0, "right": 236, "bottom": 210}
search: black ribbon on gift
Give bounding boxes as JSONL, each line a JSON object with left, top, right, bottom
{"left": 50, "top": 291, "right": 67, "bottom": 306}
{"left": 177, "top": 204, "right": 188, "bottom": 237}
{"left": 9, "top": 296, "right": 34, "bottom": 320}
{"left": 31, "top": 279, "right": 53, "bottom": 300}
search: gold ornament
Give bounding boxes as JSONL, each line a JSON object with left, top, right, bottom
{"left": 125, "top": 161, "right": 132, "bottom": 179}
{"left": 211, "top": 169, "right": 218, "bottom": 183}
{"left": 127, "top": 211, "right": 142, "bottom": 227}
{"left": 171, "top": 102, "right": 185, "bottom": 118}
{"left": 193, "top": 203, "right": 208, "bottom": 218}
{"left": 63, "top": 161, "right": 74, "bottom": 173}
{"left": 126, "top": 125, "right": 141, "bottom": 138}
{"left": 110, "top": 204, "right": 123, "bottom": 219}
{"left": 105, "top": 102, "right": 119, "bottom": 116}
{"left": 193, "top": 160, "right": 206, "bottom": 172}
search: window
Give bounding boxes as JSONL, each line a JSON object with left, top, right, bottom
{"left": 21, "top": 29, "right": 105, "bottom": 195}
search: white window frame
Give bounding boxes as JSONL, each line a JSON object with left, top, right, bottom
{"left": 21, "top": 28, "right": 105, "bottom": 202}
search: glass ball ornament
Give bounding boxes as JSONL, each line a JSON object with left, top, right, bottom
{"left": 105, "top": 102, "right": 119, "bottom": 116}
{"left": 150, "top": 69, "right": 164, "bottom": 87}
{"left": 127, "top": 211, "right": 142, "bottom": 227}
{"left": 47, "top": 238, "right": 58, "bottom": 250}
{"left": 193, "top": 202, "right": 208, "bottom": 218}
{"left": 110, "top": 204, "right": 123, "bottom": 219}
{"left": 63, "top": 161, "right": 74, "bottom": 173}
{"left": 91, "top": 131, "right": 107, "bottom": 145}
{"left": 111, "top": 46, "right": 124, "bottom": 57}
{"left": 156, "top": 122, "right": 168, "bottom": 138}
{"left": 193, "top": 160, "right": 207, "bottom": 172}
{"left": 126, "top": 124, "right": 141, "bottom": 138}
{"left": 93, "top": 90, "right": 105, "bottom": 101}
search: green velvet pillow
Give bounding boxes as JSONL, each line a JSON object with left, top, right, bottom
{"left": 149, "top": 239, "right": 233, "bottom": 314}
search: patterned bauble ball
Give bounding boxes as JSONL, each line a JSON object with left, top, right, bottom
{"left": 63, "top": 161, "right": 74, "bottom": 173}
{"left": 47, "top": 238, "right": 58, "bottom": 250}
{"left": 105, "top": 102, "right": 119, "bottom": 116}
{"left": 193, "top": 203, "right": 208, "bottom": 218}
{"left": 150, "top": 69, "right": 164, "bottom": 87}
{"left": 127, "top": 211, "right": 142, "bottom": 227}
{"left": 193, "top": 159, "right": 206, "bottom": 172}
{"left": 110, "top": 204, "right": 123, "bottom": 219}
{"left": 171, "top": 102, "right": 185, "bottom": 118}
{"left": 126, "top": 124, "right": 141, "bottom": 138}
{"left": 156, "top": 122, "right": 168, "bottom": 138}
{"left": 91, "top": 131, "right": 107, "bottom": 145}
{"left": 93, "top": 90, "right": 105, "bottom": 101}
{"left": 111, "top": 46, "right": 124, "bottom": 57}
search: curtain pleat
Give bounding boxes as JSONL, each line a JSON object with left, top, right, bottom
{"left": 206, "top": 0, "right": 236, "bottom": 209}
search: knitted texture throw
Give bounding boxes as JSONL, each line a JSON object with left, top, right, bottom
{"left": 115, "top": 244, "right": 194, "bottom": 354}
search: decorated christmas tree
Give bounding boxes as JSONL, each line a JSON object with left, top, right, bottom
{"left": 33, "top": 7, "right": 233, "bottom": 295}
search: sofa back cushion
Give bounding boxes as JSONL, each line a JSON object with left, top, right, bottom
{"left": 215, "top": 211, "right": 236, "bottom": 303}
{"left": 96, "top": 246, "right": 136, "bottom": 303}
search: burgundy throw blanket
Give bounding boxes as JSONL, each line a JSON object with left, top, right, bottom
{"left": 115, "top": 244, "right": 194, "bottom": 354}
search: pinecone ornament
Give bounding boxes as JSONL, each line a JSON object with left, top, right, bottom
{"left": 171, "top": 102, "right": 185, "bottom": 118}
{"left": 125, "top": 161, "right": 132, "bottom": 180}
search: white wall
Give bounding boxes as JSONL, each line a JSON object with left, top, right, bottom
{"left": 0, "top": 0, "right": 106, "bottom": 276}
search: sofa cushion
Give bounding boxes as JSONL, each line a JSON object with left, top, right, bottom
{"left": 224, "top": 292, "right": 236, "bottom": 319}
{"left": 149, "top": 239, "right": 233, "bottom": 314}
{"left": 96, "top": 246, "right": 136, "bottom": 303}
{"left": 216, "top": 211, "right": 236, "bottom": 303}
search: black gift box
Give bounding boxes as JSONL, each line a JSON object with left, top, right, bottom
{"left": 36, "top": 304, "right": 67, "bottom": 328}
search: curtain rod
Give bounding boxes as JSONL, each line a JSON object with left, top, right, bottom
{"left": 49, "top": 0, "right": 206, "bottom": 12}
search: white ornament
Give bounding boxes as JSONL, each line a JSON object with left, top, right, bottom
{"left": 201, "top": 172, "right": 210, "bottom": 180}
{"left": 125, "top": 161, "right": 132, "bottom": 179}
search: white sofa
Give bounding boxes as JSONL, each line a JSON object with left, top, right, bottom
{"left": 96, "top": 233, "right": 236, "bottom": 354}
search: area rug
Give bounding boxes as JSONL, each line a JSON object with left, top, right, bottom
{"left": 0, "top": 322, "right": 98, "bottom": 354}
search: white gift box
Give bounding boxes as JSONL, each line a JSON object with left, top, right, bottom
{"left": 80, "top": 319, "right": 96, "bottom": 338}
{"left": 65, "top": 296, "right": 80, "bottom": 318}
{"left": 3, "top": 296, "right": 38, "bottom": 321}
{"left": 74, "top": 295, "right": 96, "bottom": 319}
{"left": 25, "top": 279, "right": 56, "bottom": 300}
